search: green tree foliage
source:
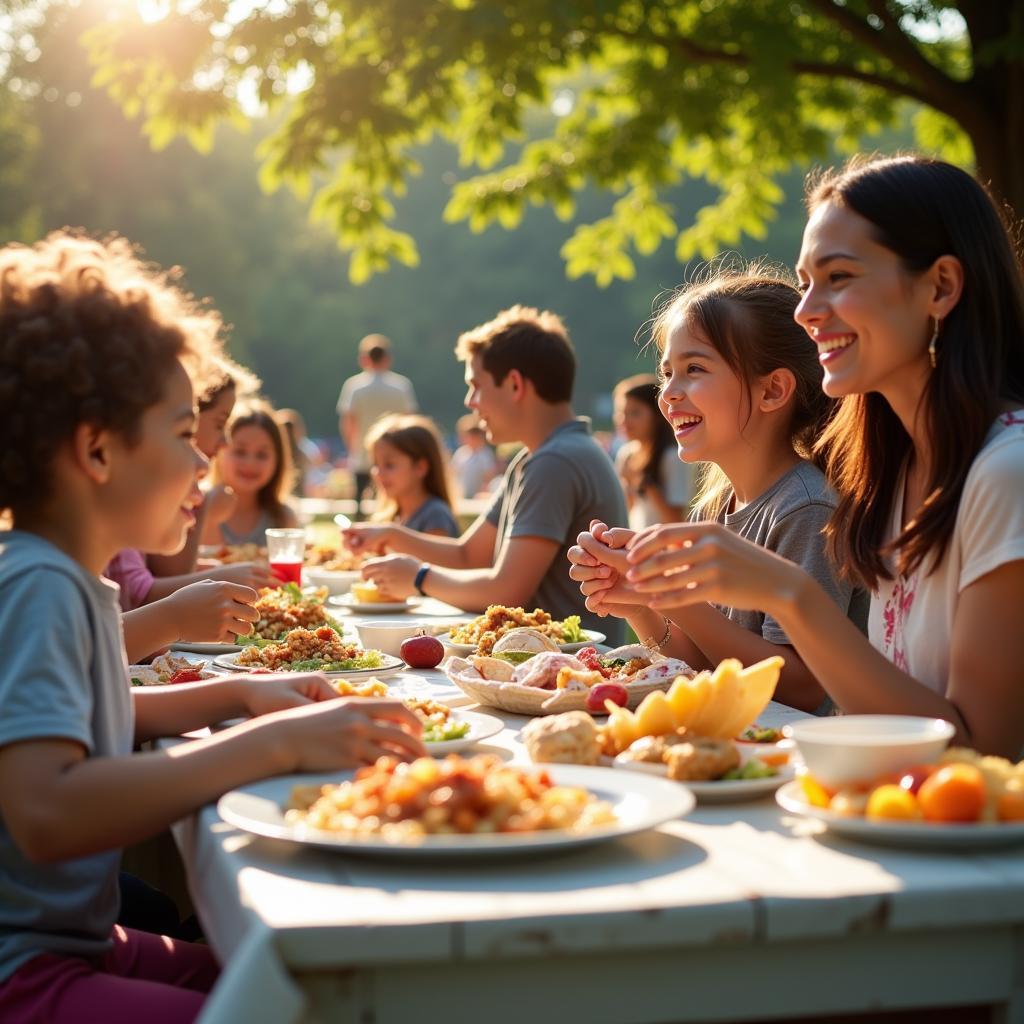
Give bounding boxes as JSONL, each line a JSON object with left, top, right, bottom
{"left": 86, "top": 1, "right": 1022, "bottom": 284}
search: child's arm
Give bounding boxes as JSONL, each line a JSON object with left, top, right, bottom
{"left": 0, "top": 697, "right": 425, "bottom": 864}
{"left": 143, "top": 561, "right": 278, "bottom": 600}
{"left": 121, "top": 580, "right": 259, "bottom": 663}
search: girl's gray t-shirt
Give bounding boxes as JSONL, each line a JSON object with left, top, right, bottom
{"left": 713, "top": 461, "right": 869, "bottom": 642}
{"left": 0, "top": 532, "right": 132, "bottom": 981}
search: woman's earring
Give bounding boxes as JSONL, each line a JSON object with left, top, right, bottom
{"left": 928, "top": 317, "right": 940, "bottom": 369}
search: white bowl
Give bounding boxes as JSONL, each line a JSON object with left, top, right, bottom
{"left": 355, "top": 620, "right": 436, "bottom": 659}
{"left": 302, "top": 568, "right": 361, "bottom": 595}
{"left": 783, "top": 715, "right": 955, "bottom": 789}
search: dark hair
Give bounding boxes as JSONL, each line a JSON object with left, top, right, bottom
{"left": 651, "top": 262, "right": 835, "bottom": 520}
{"left": 613, "top": 373, "right": 675, "bottom": 490}
{"left": 0, "top": 230, "right": 222, "bottom": 517}
{"left": 359, "top": 333, "right": 391, "bottom": 366}
{"left": 455, "top": 304, "right": 575, "bottom": 404}
{"left": 366, "top": 413, "right": 455, "bottom": 520}
{"left": 809, "top": 155, "right": 1024, "bottom": 589}
{"left": 197, "top": 353, "right": 260, "bottom": 411}
{"left": 217, "top": 401, "right": 294, "bottom": 523}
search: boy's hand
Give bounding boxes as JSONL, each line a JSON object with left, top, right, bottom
{"left": 167, "top": 580, "right": 259, "bottom": 642}
{"left": 235, "top": 671, "right": 340, "bottom": 718}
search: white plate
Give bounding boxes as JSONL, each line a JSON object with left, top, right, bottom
{"left": 217, "top": 763, "right": 694, "bottom": 858}
{"left": 329, "top": 594, "right": 421, "bottom": 614}
{"left": 423, "top": 710, "right": 504, "bottom": 754}
{"left": 613, "top": 755, "right": 794, "bottom": 803}
{"left": 442, "top": 628, "right": 607, "bottom": 658}
{"left": 775, "top": 780, "right": 1024, "bottom": 849}
{"left": 213, "top": 650, "right": 406, "bottom": 679}
{"left": 302, "top": 568, "right": 361, "bottom": 595}
{"left": 171, "top": 641, "right": 243, "bottom": 655}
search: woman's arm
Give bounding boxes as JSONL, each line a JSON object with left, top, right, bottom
{"left": 627, "top": 523, "right": 1024, "bottom": 756}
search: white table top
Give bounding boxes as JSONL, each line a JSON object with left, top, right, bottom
{"left": 166, "top": 661, "right": 1024, "bottom": 1023}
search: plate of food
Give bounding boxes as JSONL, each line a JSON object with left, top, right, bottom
{"left": 445, "top": 630, "right": 697, "bottom": 716}
{"left": 217, "top": 755, "right": 694, "bottom": 858}
{"left": 408, "top": 703, "right": 504, "bottom": 754}
{"left": 443, "top": 605, "right": 597, "bottom": 657}
{"left": 775, "top": 747, "right": 1024, "bottom": 849}
{"left": 128, "top": 653, "right": 216, "bottom": 687}
{"left": 331, "top": 593, "right": 422, "bottom": 614}
{"left": 214, "top": 626, "right": 405, "bottom": 679}
{"left": 197, "top": 543, "right": 266, "bottom": 564}
{"left": 175, "top": 583, "right": 343, "bottom": 655}
{"left": 775, "top": 780, "right": 1024, "bottom": 849}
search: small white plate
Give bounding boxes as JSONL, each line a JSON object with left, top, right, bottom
{"left": 217, "top": 764, "right": 694, "bottom": 859}
{"left": 302, "top": 568, "right": 361, "bottom": 595}
{"left": 442, "top": 628, "right": 606, "bottom": 658}
{"left": 775, "top": 780, "right": 1024, "bottom": 849}
{"left": 171, "top": 641, "right": 243, "bottom": 655}
{"left": 213, "top": 650, "right": 405, "bottom": 680}
{"left": 613, "top": 755, "right": 793, "bottom": 803}
{"left": 423, "top": 710, "right": 504, "bottom": 754}
{"left": 329, "top": 594, "right": 421, "bottom": 614}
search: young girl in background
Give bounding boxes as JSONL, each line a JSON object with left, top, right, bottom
{"left": 367, "top": 414, "right": 460, "bottom": 538}
{"left": 0, "top": 232, "right": 423, "bottom": 1023}
{"left": 203, "top": 401, "right": 299, "bottom": 547}
{"left": 618, "top": 156, "right": 1024, "bottom": 757}
{"left": 570, "top": 266, "right": 865, "bottom": 713}
{"left": 613, "top": 373, "right": 695, "bottom": 529}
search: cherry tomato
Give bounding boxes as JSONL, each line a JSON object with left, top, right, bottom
{"left": 865, "top": 784, "right": 920, "bottom": 821}
{"left": 897, "top": 764, "right": 937, "bottom": 796}
{"left": 586, "top": 682, "right": 628, "bottom": 713}
{"left": 167, "top": 668, "right": 204, "bottom": 684}
{"left": 917, "top": 763, "right": 986, "bottom": 823}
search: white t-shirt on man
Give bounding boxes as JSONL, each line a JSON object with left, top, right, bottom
{"left": 336, "top": 369, "right": 417, "bottom": 471}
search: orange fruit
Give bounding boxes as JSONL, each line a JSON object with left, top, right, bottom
{"left": 996, "top": 789, "right": 1024, "bottom": 822}
{"left": 800, "top": 773, "right": 833, "bottom": 808}
{"left": 917, "top": 764, "right": 986, "bottom": 823}
{"left": 866, "top": 784, "right": 920, "bottom": 821}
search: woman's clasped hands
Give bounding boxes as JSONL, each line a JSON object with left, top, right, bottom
{"left": 567, "top": 518, "right": 803, "bottom": 617}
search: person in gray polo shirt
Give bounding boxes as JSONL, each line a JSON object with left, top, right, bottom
{"left": 343, "top": 305, "right": 627, "bottom": 644}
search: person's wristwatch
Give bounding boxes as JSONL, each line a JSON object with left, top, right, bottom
{"left": 413, "top": 563, "right": 431, "bottom": 596}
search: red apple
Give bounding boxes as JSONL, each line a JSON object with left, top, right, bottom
{"left": 400, "top": 634, "right": 445, "bottom": 669}
{"left": 586, "top": 681, "right": 629, "bottom": 713}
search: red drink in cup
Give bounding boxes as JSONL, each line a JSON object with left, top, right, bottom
{"left": 265, "top": 528, "right": 306, "bottom": 588}
{"left": 269, "top": 559, "right": 302, "bottom": 585}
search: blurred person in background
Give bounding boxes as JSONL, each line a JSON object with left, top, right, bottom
{"left": 614, "top": 373, "right": 696, "bottom": 529}
{"left": 337, "top": 334, "right": 417, "bottom": 514}
{"left": 451, "top": 413, "right": 499, "bottom": 498}
{"left": 276, "top": 408, "right": 321, "bottom": 497}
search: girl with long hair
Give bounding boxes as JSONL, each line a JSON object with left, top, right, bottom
{"left": 366, "top": 414, "right": 459, "bottom": 537}
{"left": 202, "top": 401, "right": 298, "bottom": 546}
{"left": 609, "top": 156, "right": 1024, "bottom": 757}
{"left": 570, "top": 264, "right": 864, "bottom": 712}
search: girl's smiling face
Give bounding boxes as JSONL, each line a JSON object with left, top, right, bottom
{"left": 371, "top": 439, "right": 426, "bottom": 502}
{"left": 794, "top": 200, "right": 935, "bottom": 401}
{"left": 657, "top": 318, "right": 748, "bottom": 465}
{"left": 219, "top": 423, "right": 277, "bottom": 496}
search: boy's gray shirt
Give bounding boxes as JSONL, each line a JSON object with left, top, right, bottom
{"left": 0, "top": 532, "right": 132, "bottom": 981}
{"left": 709, "top": 461, "right": 868, "bottom": 643}
{"left": 486, "top": 418, "right": 627, "bottom": 644}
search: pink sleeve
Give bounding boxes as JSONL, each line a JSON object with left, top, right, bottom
{"left": 103, "top": 549, "right": 155, "bottom": 611}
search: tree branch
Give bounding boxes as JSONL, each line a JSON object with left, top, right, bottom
{"left": 805, "top": 0, "right": 974, "bottom": 122}
{"left": 791, "top": 59, "right": 934, "bottom": 107}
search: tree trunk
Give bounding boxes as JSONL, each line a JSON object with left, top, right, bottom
{"left": 960, "top": 3, "right": 1024, "bottom": 220}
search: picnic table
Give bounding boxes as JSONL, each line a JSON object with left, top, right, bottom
{"left": 168, "top": 613, "right": 1024, "bottom": 1024}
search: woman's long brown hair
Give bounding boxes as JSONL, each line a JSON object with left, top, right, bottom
{"left": 810, "top": 155, "right": 1024, "bottom": 590}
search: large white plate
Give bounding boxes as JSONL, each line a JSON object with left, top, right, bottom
{"left": 613, "top": 755, "right": 794, "bottom": 803}
{"left": 423, "top": 710, "right": 504, "bottom": 754}
{"left": 218, "top": 763, "right": 694, "bottom": 858}
{"left": 171, "top": 640, "right": 243, "bottom": 655}
{"left": 213, "top": 650, "right": 405, "bottom": 679}
{"left": 329, "top": 594, "right": 422, "bottom": 614}
{"left": 442, "top": 628, "right": 606, "bottom": 658}
{"left": 776, "top": 780, "right": 1024, "bottom": 849}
